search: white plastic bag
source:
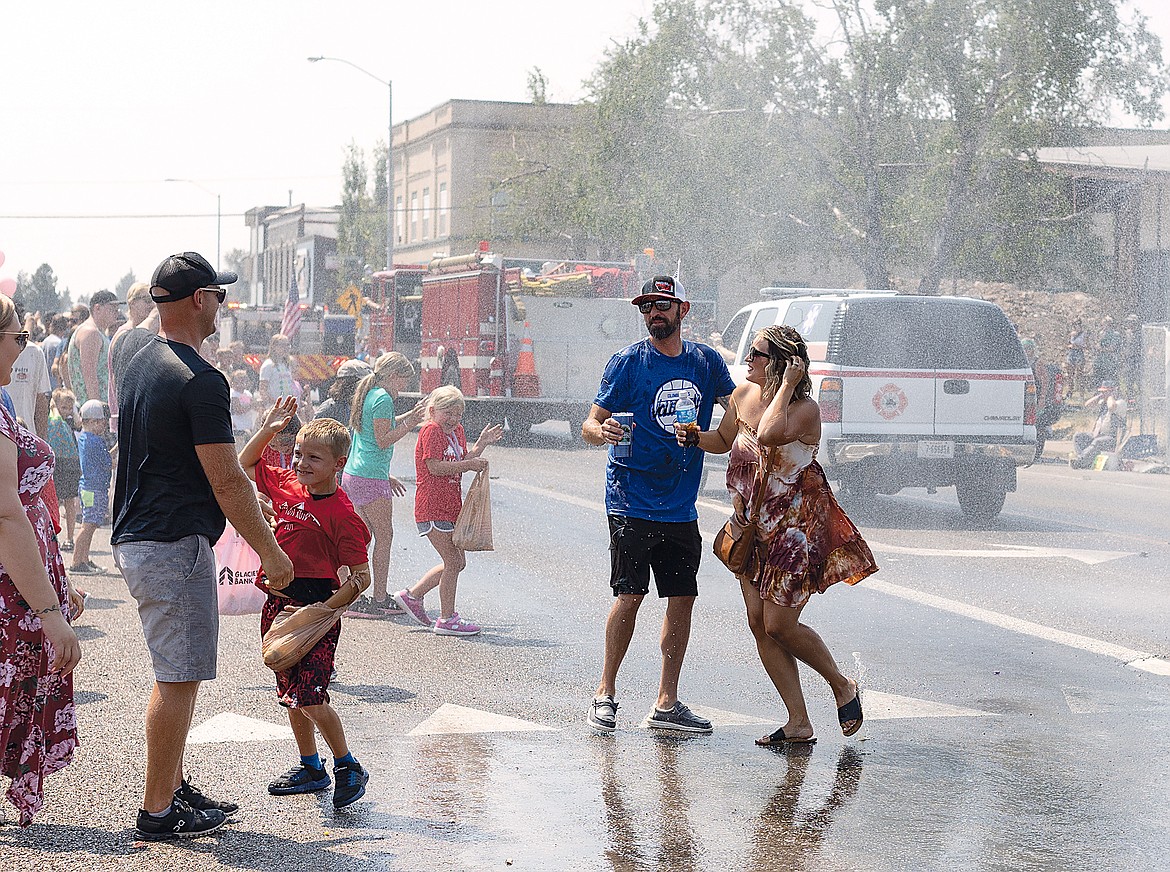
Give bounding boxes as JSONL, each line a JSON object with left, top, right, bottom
{"left": 214, "top": 522, "right": 267, "bottom": 616}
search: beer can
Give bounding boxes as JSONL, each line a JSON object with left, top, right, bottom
{"left": 612, "top": 412, "right": 634, "bottom": 458}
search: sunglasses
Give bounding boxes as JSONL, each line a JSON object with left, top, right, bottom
{"left": 745, "top": 347, "right": 771, "bottom": 362}
{"left": 638, "top": 299, "right": 677, "bottom": 313}
{"left": 0, "top": 331, "right": 29, "bottom": 350}
{"left": 199, "top": 287, "right": 227, "bottom": 303}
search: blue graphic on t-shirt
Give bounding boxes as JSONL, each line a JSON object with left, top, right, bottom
{"left": 594, "top": 339, "right": 735, "bottom": 522}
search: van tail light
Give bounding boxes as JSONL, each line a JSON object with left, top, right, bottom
{"left": 819, "top": 377, "right": 843, "bottom": 423}
{"left": 1024, "top": 378, "right": 1037, "bottom": 426}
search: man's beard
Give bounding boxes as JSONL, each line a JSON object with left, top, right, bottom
{"left": 648, "top": 316, "right": 679, "bottom": 340}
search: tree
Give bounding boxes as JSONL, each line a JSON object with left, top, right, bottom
{"left": 114, "top": 270, "right": 137, "bottom": 300}
{"left": 527, "top": 67, "right": 548, "bottom": 105}
{"left": 336, "top": 141, "right": 380, "bottom": 289}
{"left": 223, "top": 248, "right": 250, "bottom": 298}
{"left": 17, "top": 263, "right": 62, "bottom": 315}
{"left": 496, "top": 0, "right": 1166, "bottom": 293}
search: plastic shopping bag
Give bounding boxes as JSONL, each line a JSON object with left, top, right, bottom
{"left": 262, "top": 578, "right": 363, "bottom": 672}
{"left": 452, "top": 468, "right": 493, "bottom": 552}
{"left": 214, "top": 522, "right": 267, "bottom": 616}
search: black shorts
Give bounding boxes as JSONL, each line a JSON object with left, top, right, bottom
{"left": 608, "top": 515, "right": 701, "bottom": 598}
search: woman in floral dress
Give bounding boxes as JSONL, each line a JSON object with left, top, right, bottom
{"left": 679, "top": 325, "right": 876, "bottom": 746}
{"left": 0, "top": 294, "right": 81, "bottom": 827}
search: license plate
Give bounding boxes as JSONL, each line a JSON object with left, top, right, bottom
{"left": 917, "top": 440, "right": 955, "bottom": 459}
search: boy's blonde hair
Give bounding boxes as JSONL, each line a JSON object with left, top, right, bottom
{"left": 52, "top": 388, "right": 76, "bottom": 407}
{"left": 428, "top": 385, "right": 465, "bottom": 414}
{"left": 297, "top": 417, "right": 351, "bottom": 459}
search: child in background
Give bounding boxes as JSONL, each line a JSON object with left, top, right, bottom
{"left": 392, "top": 385, "right": 503, "bottom": 636}
{"left": 229, "top": 369, "right": 256, "bottom": 441}
{"left": 47, "top": 388, "right": 81, "bottom": 551}
{"left": 260, "top": 411, "right": 301, "bottom": 469}
{"left": 239, "top": 398, "right": 373, "bottom": 808}
{"left": 70, "top": 399, "right": 114, "bottom": 574}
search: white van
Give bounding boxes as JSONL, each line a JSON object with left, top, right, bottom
{"left": 710, "top": 289, "right": 1037, "bottom": 521}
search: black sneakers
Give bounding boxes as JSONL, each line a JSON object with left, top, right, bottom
{"left": 268, "top": 762, "right": 331, "bottom": 795}
{"left": 175, "top": 778, "right": 239, "bottom": 815}
{"left": 646, "top": 701, "right": 713, "bottom": 734}
{"left": 332, "top": 759, "right": 369, "bottom": 808}
{"left": 134, "top": 798, "right": 226, "bottom": 841}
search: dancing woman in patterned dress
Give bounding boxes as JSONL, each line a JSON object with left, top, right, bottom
{"left": 0, "top": 292, "right": 82, "bottom": 826}
{"left": 677, "top": 325, "right": 876, "bottom": 745}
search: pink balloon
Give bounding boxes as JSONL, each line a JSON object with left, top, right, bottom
{"left": 0, "top": 277, "right": 16, "bottom": 297}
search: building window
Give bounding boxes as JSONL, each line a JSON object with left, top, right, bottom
{"left": 439, "top": 183, "right": 448, "bottom": 237}
{"left": 396, "top": 195, "right": 404, "bottom": 244}
{"left": 410, "top": 191, "right": 418, "bottom": 242}
{"left": 422, "top": 187, "right": 431, "bottom": 239}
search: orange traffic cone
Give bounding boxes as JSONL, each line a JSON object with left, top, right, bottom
{"left": 513, "top": 321, "right": 541, "bottom": 397}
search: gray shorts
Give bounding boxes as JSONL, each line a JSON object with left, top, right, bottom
{"left": 115, "top": 534, "right": 219, "bottom": 683}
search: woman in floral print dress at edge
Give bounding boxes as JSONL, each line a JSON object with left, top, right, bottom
{"left": 678, "top": 325, "right": 877, "bottom": 746}
{"left": 0, "top": 292, "right": 83, "bottom": 827}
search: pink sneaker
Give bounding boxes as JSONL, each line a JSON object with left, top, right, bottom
{"left": 432, "top": 612, "right": 480, "bottom": 636}
{"left": 392, "top": 590, "right": 432, "bottom": 627}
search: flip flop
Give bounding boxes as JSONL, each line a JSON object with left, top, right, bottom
{"left": 838, "top": 692, "right": 863, "bottom": 737}
{"left": 755, "top": 727, "right": 817, "bottom": 747}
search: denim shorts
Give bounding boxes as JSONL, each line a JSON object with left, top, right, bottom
{"left": 79, "top": 488, "right": 108, "bottom": 526}
{"left": 115, "top": 534, "right": 218, "bottom": 682}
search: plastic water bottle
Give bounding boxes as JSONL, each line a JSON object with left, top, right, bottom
{"left": 675, "top": 392, "right": 697, "bottom": 430}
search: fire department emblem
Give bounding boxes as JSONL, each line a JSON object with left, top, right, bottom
{"left": 872, "top": 383, "right": 908, "bottom": 420}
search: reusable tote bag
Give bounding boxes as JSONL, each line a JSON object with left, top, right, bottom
{"left": 214, "top": 522, "right": 267, "bottom": 615}
{"left": 452, "top": 467, "right": 493, "bottom": 551}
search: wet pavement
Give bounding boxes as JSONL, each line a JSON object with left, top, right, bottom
{"left": 3, "top": 431, "right": 1169, "bottom": 870}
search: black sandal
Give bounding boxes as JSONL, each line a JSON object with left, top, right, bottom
{"left": 755, "top": 727, "right": 817, "bottom": 747}
{"left": 838, "top": 692, "right": 863, "bottom": 737}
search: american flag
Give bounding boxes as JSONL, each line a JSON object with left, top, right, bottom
{"left": 280, "top": 272, "right": 302, "bottom": 339}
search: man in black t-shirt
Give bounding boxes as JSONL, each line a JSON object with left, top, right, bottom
{"left": 113, "top": 251, "right": 294, "bottom": 842}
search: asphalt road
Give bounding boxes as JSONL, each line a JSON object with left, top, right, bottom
{"left": 4, "top": 428, "right": 1169, "bottom": 870}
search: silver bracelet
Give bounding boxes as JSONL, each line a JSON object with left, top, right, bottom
{"left": 32, "top": 604, "right": 61, "bottom": 616}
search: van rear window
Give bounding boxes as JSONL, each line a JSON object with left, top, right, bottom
{"left": 830, "top": 298, "right": 1026, "bottom": 370}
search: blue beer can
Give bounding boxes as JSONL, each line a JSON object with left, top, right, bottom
{"left": 612, "top": 412, "right": 634, "bottom": 458}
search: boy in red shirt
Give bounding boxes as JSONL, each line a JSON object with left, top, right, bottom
{"left": 239, "top": 398, "right": 372, "bottom": 808}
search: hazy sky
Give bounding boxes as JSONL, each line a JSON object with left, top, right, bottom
{"left": 1, "top": 0, "right": 1165, "bottom": 301}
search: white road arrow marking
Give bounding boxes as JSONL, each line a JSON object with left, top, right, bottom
{"left": 868, "top": 541, "right": 1134, "bottom": 565}
{"left": 187, "top": 712, "right": 294, "bottom": 745}
{"left": 861, "top": 690, "right": 992, "bottom": 720}
{"left": 408, "top": 703, "right": 558, "bottom": 736}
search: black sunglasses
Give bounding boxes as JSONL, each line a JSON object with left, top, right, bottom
{"left": 745, "top": 347, "right": 771, "bottom": 362}
{"left": 199, "top": 287, "right": 227, "bottom": 303}
{"left": 638, "top": 299, "right": 677, "bottom": 313}
{"left": 0, "top": 331, "right": 29, "bottom": 350}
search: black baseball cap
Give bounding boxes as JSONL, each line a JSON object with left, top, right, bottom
{"left": 631, "top": 275, "right": 687, "bottom": 306}
{"left": 150, "top": 252, "right": 238, "bottom": 303}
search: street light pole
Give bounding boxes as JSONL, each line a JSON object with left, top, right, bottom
{"left": 165, "top": 178, "right": 221, "bottom": 269}
{"left": 308, "top": 56, "right": 393, "bottom": 272}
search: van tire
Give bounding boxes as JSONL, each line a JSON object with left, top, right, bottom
{"left": 955, "top": 473, "right": 1008, "bottom": 522}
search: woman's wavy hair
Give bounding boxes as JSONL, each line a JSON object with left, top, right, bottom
{"left": 0, "top": 294, "right": 15, "bottom": 332}
{"left": 756, "top": 324, "right": 812, "bottom": 403}
{"left": 350, "top": 351, "right": 415, "bottom": 432}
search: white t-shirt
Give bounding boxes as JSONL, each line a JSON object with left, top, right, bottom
{"left": 258, "top": 358, "right": 297, "bottom": 400}
{"left": 7, "top": 343, "right": 51, "bottom": 431}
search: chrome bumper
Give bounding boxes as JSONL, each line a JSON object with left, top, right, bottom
{"left": 827, "top": 440, "right": 1036, "bottom": 467}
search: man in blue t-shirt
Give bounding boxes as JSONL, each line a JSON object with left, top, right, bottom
{"left": 582, "top": 275, "right": 735, "bottom": 736}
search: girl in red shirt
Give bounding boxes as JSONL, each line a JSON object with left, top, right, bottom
{"left": 392, "top": 386, "right": 502, "bottom": 636}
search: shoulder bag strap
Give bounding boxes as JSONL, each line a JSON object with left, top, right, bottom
{"left": 746, "top": 446, "right": 773, "bottom": 523}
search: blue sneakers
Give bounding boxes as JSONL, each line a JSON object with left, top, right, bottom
{"left": 268, "top": 762, "right": 331, "bottom": 795}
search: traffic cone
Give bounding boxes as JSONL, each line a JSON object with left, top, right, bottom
{"left": 513, "top": 321, "right": 541, "bottom": 397}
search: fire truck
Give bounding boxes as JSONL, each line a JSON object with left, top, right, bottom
{"left": 218, "top": 303, "right": 356, "bottom": 386}
{"left": 373, "top": 249, "right": 646, "bottom": 436}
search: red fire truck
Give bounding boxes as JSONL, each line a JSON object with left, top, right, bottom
{"left": 377, "top": 249, "right": 646, "bottom": 436}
